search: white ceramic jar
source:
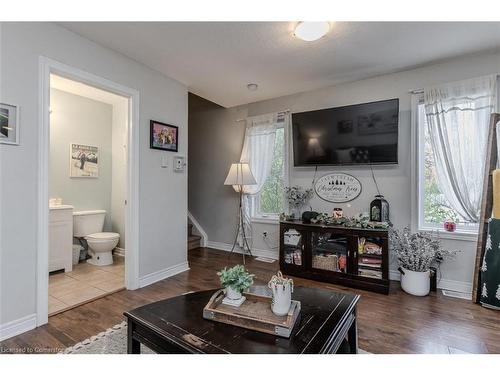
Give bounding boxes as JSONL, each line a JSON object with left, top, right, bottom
{"left": 268, "top": 271, "right": 294, "bottom": 316}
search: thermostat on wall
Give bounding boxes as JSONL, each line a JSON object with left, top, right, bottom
{"left": 173, "top": 155, "right": 186, "bottom": 172}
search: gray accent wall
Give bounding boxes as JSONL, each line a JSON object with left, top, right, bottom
{"left": 188, "top": 95, "right": 247, "bottom": 245}
{"left": 189, "top": 50, "right": 500, "bottom": 290}
{"left": 49, "top": 88, "right": 113, "bottom": 231}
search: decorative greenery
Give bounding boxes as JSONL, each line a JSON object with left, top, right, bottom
{"left": 268, "top": 271, "right": 294, "bottom": 292}
{"left": 285, "top": 185, "right": 313, "bottom": 209}
{"left": 389, "top": 227, "right": 458, "bottom": 272}
{"left": 310, "top": 212, "right": 390, "bottom": 229}
{"left": 217, "top": 265, "right": 255, "bottom": 293}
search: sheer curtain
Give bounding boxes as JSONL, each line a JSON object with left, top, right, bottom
{"left": 424, "top": 75, "right": 497, "bottom": 223}
{"left": 237, "top": 113, "right": 281, "bottom": 246}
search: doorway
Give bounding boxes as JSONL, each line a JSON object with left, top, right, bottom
{"left": 37, "top": 58, "right": 140, "bottom": 326}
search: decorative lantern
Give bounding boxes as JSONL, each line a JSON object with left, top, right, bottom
{"left": 370, "top": 195, "right": 389, "bottom": 222}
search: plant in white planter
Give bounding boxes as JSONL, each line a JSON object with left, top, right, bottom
{"left": 217, "top": 265, "right": 254, "bottom": 300}
{"left": 390, "top": 227, "right": 457, "bottom": 296}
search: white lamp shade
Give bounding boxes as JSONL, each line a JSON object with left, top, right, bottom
{"left": 224, "top": 162, "right": 257, "bottom": 186}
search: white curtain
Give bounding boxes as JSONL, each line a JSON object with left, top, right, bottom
{"left": 424, "top": 75, "right": 497, "bottom": 223}
{"left": 237, "top": 113, "right": 281, "bottom": 246}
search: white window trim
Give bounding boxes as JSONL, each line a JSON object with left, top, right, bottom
{"left": 251, "top": 119, "right": 289, "bottom": 222}
{"left": 251, "top": 216, "right": 280, "bottom": 225}
{"left": 411, "top": 93, "right": 478, "bottom": 241}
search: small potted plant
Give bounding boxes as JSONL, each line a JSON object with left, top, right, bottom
{"left": 217, "top": 265, "right": 254, "bottom": 301}
{"left": 390, "top": 227, "right": 457, "bottom": 296}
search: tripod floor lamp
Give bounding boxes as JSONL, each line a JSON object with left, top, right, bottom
{"left": 224, "top": 162, "right": 257, "bottom": 264}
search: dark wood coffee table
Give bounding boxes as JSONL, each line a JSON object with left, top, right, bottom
{"left": 124, "top": 286, "right": 360, "bottom": 354}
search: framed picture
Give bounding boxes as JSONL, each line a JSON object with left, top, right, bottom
{"left": 69, "top": 143, "right": 99, "bottom": 178}
{"left": 0, "top": 103, "right": 20, "bottom": 145}
{"left": 150, "top": 120, "right": 178, "bottom": 152}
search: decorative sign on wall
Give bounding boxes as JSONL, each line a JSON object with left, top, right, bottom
{"left": 314, "top": 173, "right": 362, "bottom": 203}
{"left": 69, "top": 143, "right": 99, "bottom": 178}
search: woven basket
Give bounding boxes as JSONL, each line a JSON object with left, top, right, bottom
{"left": 312, "top": 254, "right": 338, "bottom": 271}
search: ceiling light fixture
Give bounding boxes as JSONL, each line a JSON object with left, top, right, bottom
{"left": 294, "top": 22, "right": 330, "bottom": 42}
{"left": 247, "top": 83, "right": 258, "bottom": 91}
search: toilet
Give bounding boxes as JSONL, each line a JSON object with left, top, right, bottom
{"left": 73, "top": 210, "right": 119, "bottom": 266}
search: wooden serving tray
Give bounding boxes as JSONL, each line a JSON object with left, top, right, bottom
{"left": 202, "top": 289, "right": 301, "bottom": 338}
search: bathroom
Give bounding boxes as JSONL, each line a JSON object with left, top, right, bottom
{"left": 48, "top": 74, "right": 128, "bottom": 315}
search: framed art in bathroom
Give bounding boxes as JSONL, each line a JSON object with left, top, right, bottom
{"left": 0, "top": 102, "right": 20, "bottom": 145}
{"left": 150, "top": 120, "right": 178, "bottom": 152}
{"left": 69, "top": 143, "right": 99, "bottom": 178}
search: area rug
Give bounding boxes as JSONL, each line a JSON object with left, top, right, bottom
{"left": 61, "top": 321, "right": 368, "bottom": 354}
{"left": 60, "top": 321, "right": 154, "bottom": 354}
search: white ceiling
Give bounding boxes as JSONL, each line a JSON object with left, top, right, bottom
{"left": 60, "top": 22, "right": 500, "bottom": 108}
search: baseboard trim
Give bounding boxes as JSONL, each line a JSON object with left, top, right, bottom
{"left": 389, "top": 269, "right": 472, "bottom": 295}
{"left": 138, "top": 261, "right": 190, "bottom": 288}
{"left": 0, "top": 314, "right": 37, "bottom": 342}
{"left": 114, "top": 247, "right": 125, "bottom": 257}
{"left": 207, "top": 241, "right": 279, "bottom": 260}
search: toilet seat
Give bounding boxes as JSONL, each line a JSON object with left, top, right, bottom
{"left": 86, "top": 232, "right": 120, "bottom": 241}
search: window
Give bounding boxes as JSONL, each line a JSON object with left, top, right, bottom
{"left": 416, "top": 99, "right": 479, "bottom": 233}
{"left": 254, "top": 126, "right": 285, "bottom": 219}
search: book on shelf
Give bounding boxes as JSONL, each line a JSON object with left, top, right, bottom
{"left": 359, "top": 268, "right": 382, "bottom": 279}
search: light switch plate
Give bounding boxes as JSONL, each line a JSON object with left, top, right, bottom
{"left": 161, "top": 154, "right": 169, "bottom": 168}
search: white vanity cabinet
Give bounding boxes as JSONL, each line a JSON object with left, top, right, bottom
{"left": 49, "top": 205, "right": 74, "bottom": 273}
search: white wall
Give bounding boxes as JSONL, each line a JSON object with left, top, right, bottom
{"left": 189, "top": 50, "right": 500, "bottom": 292}
{"left": 111, "top": 97, "right": 128, "bottom": 249}
{"left": 50, "top": 88, "right": 113, "bottom": 231}
{"left": 0, "top": 22, "right": 188, "bottom": 330}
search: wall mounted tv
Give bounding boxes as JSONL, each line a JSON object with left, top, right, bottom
{"left": 292, "top": 98, "right": 399, "bottom": 166}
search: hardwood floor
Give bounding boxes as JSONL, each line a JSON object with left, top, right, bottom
{"left": 1, "top": 247, "right": 500, "bottom": 354}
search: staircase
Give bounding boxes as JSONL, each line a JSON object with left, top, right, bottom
{"left": 188, "top": 223, "right": 202, "bottom": 250}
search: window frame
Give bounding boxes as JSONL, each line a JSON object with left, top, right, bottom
{"left": 252, "top": 121, "right": 288, "bottom": 222}
{"left": 411, "top": 93, "right": 478, "bottom": 241}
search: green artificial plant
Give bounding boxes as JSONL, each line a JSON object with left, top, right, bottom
{"left": 217, "top": 265, "right": 255, "bottom": 293}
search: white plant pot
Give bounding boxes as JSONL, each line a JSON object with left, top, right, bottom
{"left": 225, "top": 286, "right": 242, "bottom": 300}
{"left": 400, "top": 267, "right": 430, "bottom": 296}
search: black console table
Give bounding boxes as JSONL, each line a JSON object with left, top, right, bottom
{"left": 124, "top": 287, "right": 360, "bottom": 354}
{"left": 280, "top": 220, "right": 389, "bottom": 294}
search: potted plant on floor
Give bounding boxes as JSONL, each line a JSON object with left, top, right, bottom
{"left": 390, "top": 227, "right": 457, "bottom": 296}
{"left": 217, "top": 265, "right": 254, "bottom": 301}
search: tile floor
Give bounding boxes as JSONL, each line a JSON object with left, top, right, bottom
{"left": 48, "top": 255, "right": 125, "bottom": 316}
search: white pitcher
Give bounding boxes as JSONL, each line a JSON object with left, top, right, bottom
{"left": 268, "top": 271, "right": 293, "bottom": 316}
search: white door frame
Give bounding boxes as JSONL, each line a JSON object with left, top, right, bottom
{"left": 37, "top": 57, "right": 140, "bottom": 326}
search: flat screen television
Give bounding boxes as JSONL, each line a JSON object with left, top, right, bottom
{"left": 292, "top": 98, "right": 399, "bottom": 166}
